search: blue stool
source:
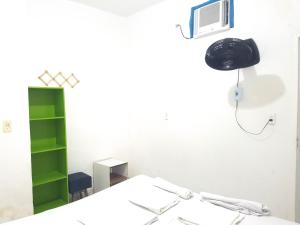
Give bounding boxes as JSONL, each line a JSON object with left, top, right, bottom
{"left": 68, "top": 172, "right": 92, "bottom": 201}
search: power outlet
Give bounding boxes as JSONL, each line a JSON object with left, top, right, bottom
{"left": 3, "top": 120, "right": 12, "bottom": 133}
{"left": 269, "top": 114, "right": 276, "bottom": 125}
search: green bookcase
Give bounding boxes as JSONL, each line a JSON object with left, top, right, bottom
{"left": 28, "top": 87, "right": 69, "bottom": 214}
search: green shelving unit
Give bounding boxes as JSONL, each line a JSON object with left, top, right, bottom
{"left": 28, "top": 87, "right": 69, "bottom": 214}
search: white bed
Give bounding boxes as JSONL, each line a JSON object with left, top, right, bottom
{"left": 4, "top": 175, "right": 299, "bottom": 225}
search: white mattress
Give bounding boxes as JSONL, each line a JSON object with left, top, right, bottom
{"left": 4, "top": 175, "right": 299, "bottom": 225}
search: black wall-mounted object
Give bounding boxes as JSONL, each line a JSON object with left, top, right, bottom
{"left": 205, "top": 38, "right": 260, "bottom": 71}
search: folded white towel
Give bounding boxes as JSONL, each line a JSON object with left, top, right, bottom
{"left": 200, "top": 192, "right": 271, "bottom": 216}
{"left": 129, "top": 185, "right": 180, "bottom": 215}
{"left": 153, "top": 177, "right": 193, "bottom": 200}
{"left": 78, "top": 200, "right": 158, "bottom": 225}
{"left": 176, "top": 199, "right": 244, "bottom": 225}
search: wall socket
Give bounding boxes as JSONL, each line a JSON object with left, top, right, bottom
{"left": 3, "top": 120, "right": 12, "bottom": 133}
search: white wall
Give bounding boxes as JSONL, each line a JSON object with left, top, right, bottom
{"left": 125, "top": 0, "right": 300, "bottom": 220}
{"left": 0, "top": 1, "right": 34, "bottom": 222}
{"left": 1, "top": 0, "right": 300, "bottom": 223}
{"left": 296, "top": 37, "right": 300, "bottom": 222}
{"left": 0, "top": 0, "right": 130, "bottom": 223}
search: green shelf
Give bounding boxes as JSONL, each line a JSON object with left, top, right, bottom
{"left": 33, "top": 171, "right": 67, "bottom": 187}
{"left": 30, "top": 116, "right": 65, "bottom": 121}
{"left": 28, "top": 87, "right": 68, "bottom": 214}
{"left": 29, "top": 119, "right": 66, "bottom": 149}
{"left": 31, "top": 146, "right": 67, "bottom": 186}
{"left": 31, "top": 144, "right": 66, "bottom": 154}
{"left": 34, "top": 199, "right": 68, "bottom": 214}
{"left": 28, "top": 88, "right": 65, "bottom": 118}
{"left": 33, "top": 179, "right": 68, "bottom": 214}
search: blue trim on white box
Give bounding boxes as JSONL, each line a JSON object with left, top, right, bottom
{"left": 189, "top": 0, "right": 234, "bottom": 38}
{"left": 189, "top": 8, "right": 194, "bottom": 38}
{"left": 229, "top": 0, "right": 234, "bottom": 28}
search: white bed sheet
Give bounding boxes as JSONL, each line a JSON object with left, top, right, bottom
{"left": 4, "top": 175, "right": 299, "bottom": 225}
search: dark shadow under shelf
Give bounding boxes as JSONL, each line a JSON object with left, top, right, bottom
{"left": 110, "top": 173, "right": 127, "bottom": 186}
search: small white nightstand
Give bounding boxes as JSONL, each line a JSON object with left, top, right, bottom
{"left": 93, "top": 158, "right": 128, "bottom": 193}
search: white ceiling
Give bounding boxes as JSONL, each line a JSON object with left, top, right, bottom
{"left": 69, "top": 0, "right": 166, "bottom": 17}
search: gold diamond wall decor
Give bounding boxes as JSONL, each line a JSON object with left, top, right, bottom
{"left": 66, "top": 73, "right": 80, "bottom": 88}
{"left": 38, "top": 70, "right": 53, "bottom": 86}
{"left": 53, "top": 72, "right": 67, "bottom": 87}
{"left": 38, "top": 70, "right": 80, "bottom": 88}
